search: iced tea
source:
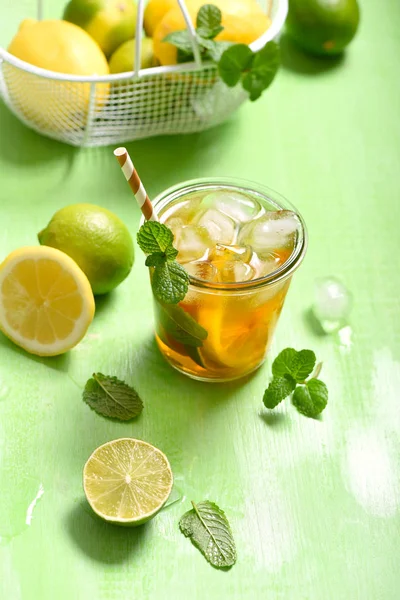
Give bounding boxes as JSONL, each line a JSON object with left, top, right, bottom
{"left": 151, "top": 179, "right": 307, "bottom": 382}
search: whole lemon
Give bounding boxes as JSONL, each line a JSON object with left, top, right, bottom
{"left": 64, "top": 0, "right": 137, "bottom": 58}
{"left": 109, "top": 37, "right": 156, "bottom": 73}
{"left": 144, "top": 0, "right": 176, "bottom": 37}
{"left": 153, "top": 0, "right": 271, "bottom": 66}
{"left": 5, "top": 19, "right": 109, "bottom": 133}
{"left": 38, "top": 204, "right": 134, "bottom": 295}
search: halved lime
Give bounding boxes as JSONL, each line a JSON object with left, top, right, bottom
{"left": 83, "top": 438, "right": 173, "bottom": 526}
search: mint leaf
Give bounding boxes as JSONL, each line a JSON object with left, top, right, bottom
{"left": 242, "top": 42, "right": 280, "bottom": 101}
{"left": 272, "top": 348, "right": 316, "bottom": 382}
{"left": 165, "top": 246, "right": 179, "bottom": 261}
{"left": 218, "top": 44, "right": 254, "bottom": 87}
{"left": 263, "top": 375, "right": 296, "bottom": 409}
{"left": 152, "top": 260, "right": 189, "bottom": 304}
{"left": 196, "top": 4, "right": 223, "bottom": 39}
{"left": 179, "top": 500, "right": 236, "bottom": 569}
{"left": 272, "top": 348, "right": 297, "bottom": 378}
{"left": 145, "top": 252, "right": 167, "bottom": 267}
{"left": 290, "top": 350, "right": 316, "bottom": 382}
{"left": 163, "top": 30, "right": 193, "bottom": 54}
{"left": 137, "top": 222, "right": 174, "bottom": 255}
{"left": 154, "top": 301, "right": 207, "bottom": 347}
{"left": 292, "top": 379, "right": 328, "bottom": 418}
{"left": 83, "top": 373, "right": 143, "bottom": 421}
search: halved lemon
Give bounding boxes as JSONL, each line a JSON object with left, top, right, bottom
{"left": 83, "top": 438, "right": 173, "bottom": 526}
{"left": 0, "top": 246, "right": 95, "bottom": 356}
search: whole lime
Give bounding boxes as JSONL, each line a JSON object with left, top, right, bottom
{"left": 38, "top": 204, "right": 134, "bottom": 295}
{"left": 63, "top": 0, "right": 137, "bottom": 58}
{"left": 286, "top": 0, "right": 360, "bottom": 56}
{"left": 109, "top": 38, "right": 155, "bottom": 73}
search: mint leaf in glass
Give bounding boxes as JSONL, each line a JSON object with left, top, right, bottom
{"left": 152, "top": 260, "right": 190, "bottom": 304}
{"left": 154, "top": 302, "right": 208, "bottom": 347}
{"left": 145, "top": 252, "right": 167, "bottom": 267}
{"left": 137, "top": 221, "right": 174, "bottom": 255}
{"left": 263, "top": 375, "right": 297, "bottom": 409}
{"left": 218, "top": 44, "right": 254, "bottom": 87}
{"left": 179, "top": 500, "right": 236, "bottom": 569}
{"left": 292, "top": 379, "right": 328, "bottom": 418}
{"left": 196, "top": 4, "right": 223, "bottom": 39}
{"left": 83, "top": 373, "right": 143, "bottom": 421}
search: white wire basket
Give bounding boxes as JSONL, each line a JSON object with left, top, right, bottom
{"left": 0, "top": 0, "right": 287, "bottom": 147}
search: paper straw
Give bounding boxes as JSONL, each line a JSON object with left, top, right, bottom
{"left": 113, "top": 147, "right": 158, "bottom": 222}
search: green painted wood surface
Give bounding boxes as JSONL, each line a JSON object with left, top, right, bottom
{"left": 1, "top": 1, "right": 400, "bottom": 598}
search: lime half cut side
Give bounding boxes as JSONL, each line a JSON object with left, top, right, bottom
{"left": 83, "top": 438, "right": 173, "bottom": 526}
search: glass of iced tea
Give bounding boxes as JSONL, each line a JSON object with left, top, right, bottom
{"left": 148, "top": 178, "right": 307, "bottom": 382}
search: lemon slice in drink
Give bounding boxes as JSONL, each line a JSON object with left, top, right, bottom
{"left": 0, "top": 246, "right": 95, "bottom": 356}
{"left": 83, "top": 438, "right": 173, "bottom": 526}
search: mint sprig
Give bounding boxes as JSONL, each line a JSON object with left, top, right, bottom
{"left": 163, "top": 4, "right": 280, "bottom": 101}
{"left": 263, "top": 348, "right": 328, "bottom": 418}
{"left": 137, "top": 221, "right": 189, "bottom": 305}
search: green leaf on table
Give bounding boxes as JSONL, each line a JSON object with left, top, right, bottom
{"left": 242, "top": 42, "right": 280, "bottom": 101}
{"left": 179, "top": 500, "right": 237, "bottom": 569}
{"left": 196, "top": 4, "right": 224, "bottom": 39}
{"left": 83, "top": 373, "right": 143, "bottom": 421}
{"left": 154, "top": 301, "right": 208, "bottom": 347}
{"left": 271, "top": 348, "right": 297, "bottom": 378}
{"left": 263, "top": 375, "right": 297, "bottom": 409}
{"left": 292, "top": 379, "right": 328, "bottom": 418}
{"left": 218, "top": 44, "right": 254, "bottom": 87}
{"left": 152, "top": 260, "right": 190, "bottom": 304}
{"left": 137, "top": 221, "right": 174, "bottom": 255}
{"left": 272, "top": 348, "right": 316, "bottom": 382}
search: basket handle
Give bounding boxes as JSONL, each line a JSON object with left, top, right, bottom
{"left": 37, "top": 0, "right": 43, "bottom": 20}
{"left": 177, "top": 0, "right": 202, "bottom": 68}
{"left": 134, "top": 0, "right": 145, "bottom": 76}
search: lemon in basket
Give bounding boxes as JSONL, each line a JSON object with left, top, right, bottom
{"left": 144, "top": 0, "right": 176, "bottom": 37}
{"left": 153, "top": 0, "right": 271, "bottom": 66}
{"left": 5, "top": 19, "right": 110, "bottom": 134}
{"left": 0, "top": 246, "right": 95, "bottom": 357}
{"left": 109, "top": 37, "right": 156, "bottom": 73}
{"left": 64, "top": 0, "right": 137, "bottom": 58}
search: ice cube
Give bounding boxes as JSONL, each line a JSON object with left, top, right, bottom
{"left": 195, "top": 209, "right": 236, "bottom": 245}
{"left": 313, "top": 277, "right": 353, "bottom": 333}
{"left": 215, "top": 259, "right": 256, "bottom": 283}
{"left": 174, "top": 225, "right": 211, "bottom": 263}
{"left": 255, "top": 253, "right": 283, "bottom": 277}
{"left": 184, "top": 260, "right": 217, "bottom": 282}
{"left": 165, "top": 217, "right": 184, "bottom": 239}
{"left": 201, "top": 191, "right": 262, "bottom": 223}
{"left": 210, "top": 243, "right": 253, "bottom": 263}
{"left": 239, "top": 210, "right": 299, "bottom": 257}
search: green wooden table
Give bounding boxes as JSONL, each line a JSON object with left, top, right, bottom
{"left": 1, "top": 1, "right": 400, "bottom": 598}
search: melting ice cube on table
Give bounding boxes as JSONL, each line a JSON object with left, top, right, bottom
{"left": 201, "top": 191, "right": 262, "bottom": 223}
{"left": 194, "top": 209, "right": 236, "bottom": 245}
{"left": 313, "top": 277, "right": 353, "bottom": 333}
{"left": 239, "top": 210, "right": 299, "bottom": 257}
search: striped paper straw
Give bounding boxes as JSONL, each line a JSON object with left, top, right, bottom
{"left": 113, "top": 147, "right": 158, "bottom": 221}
